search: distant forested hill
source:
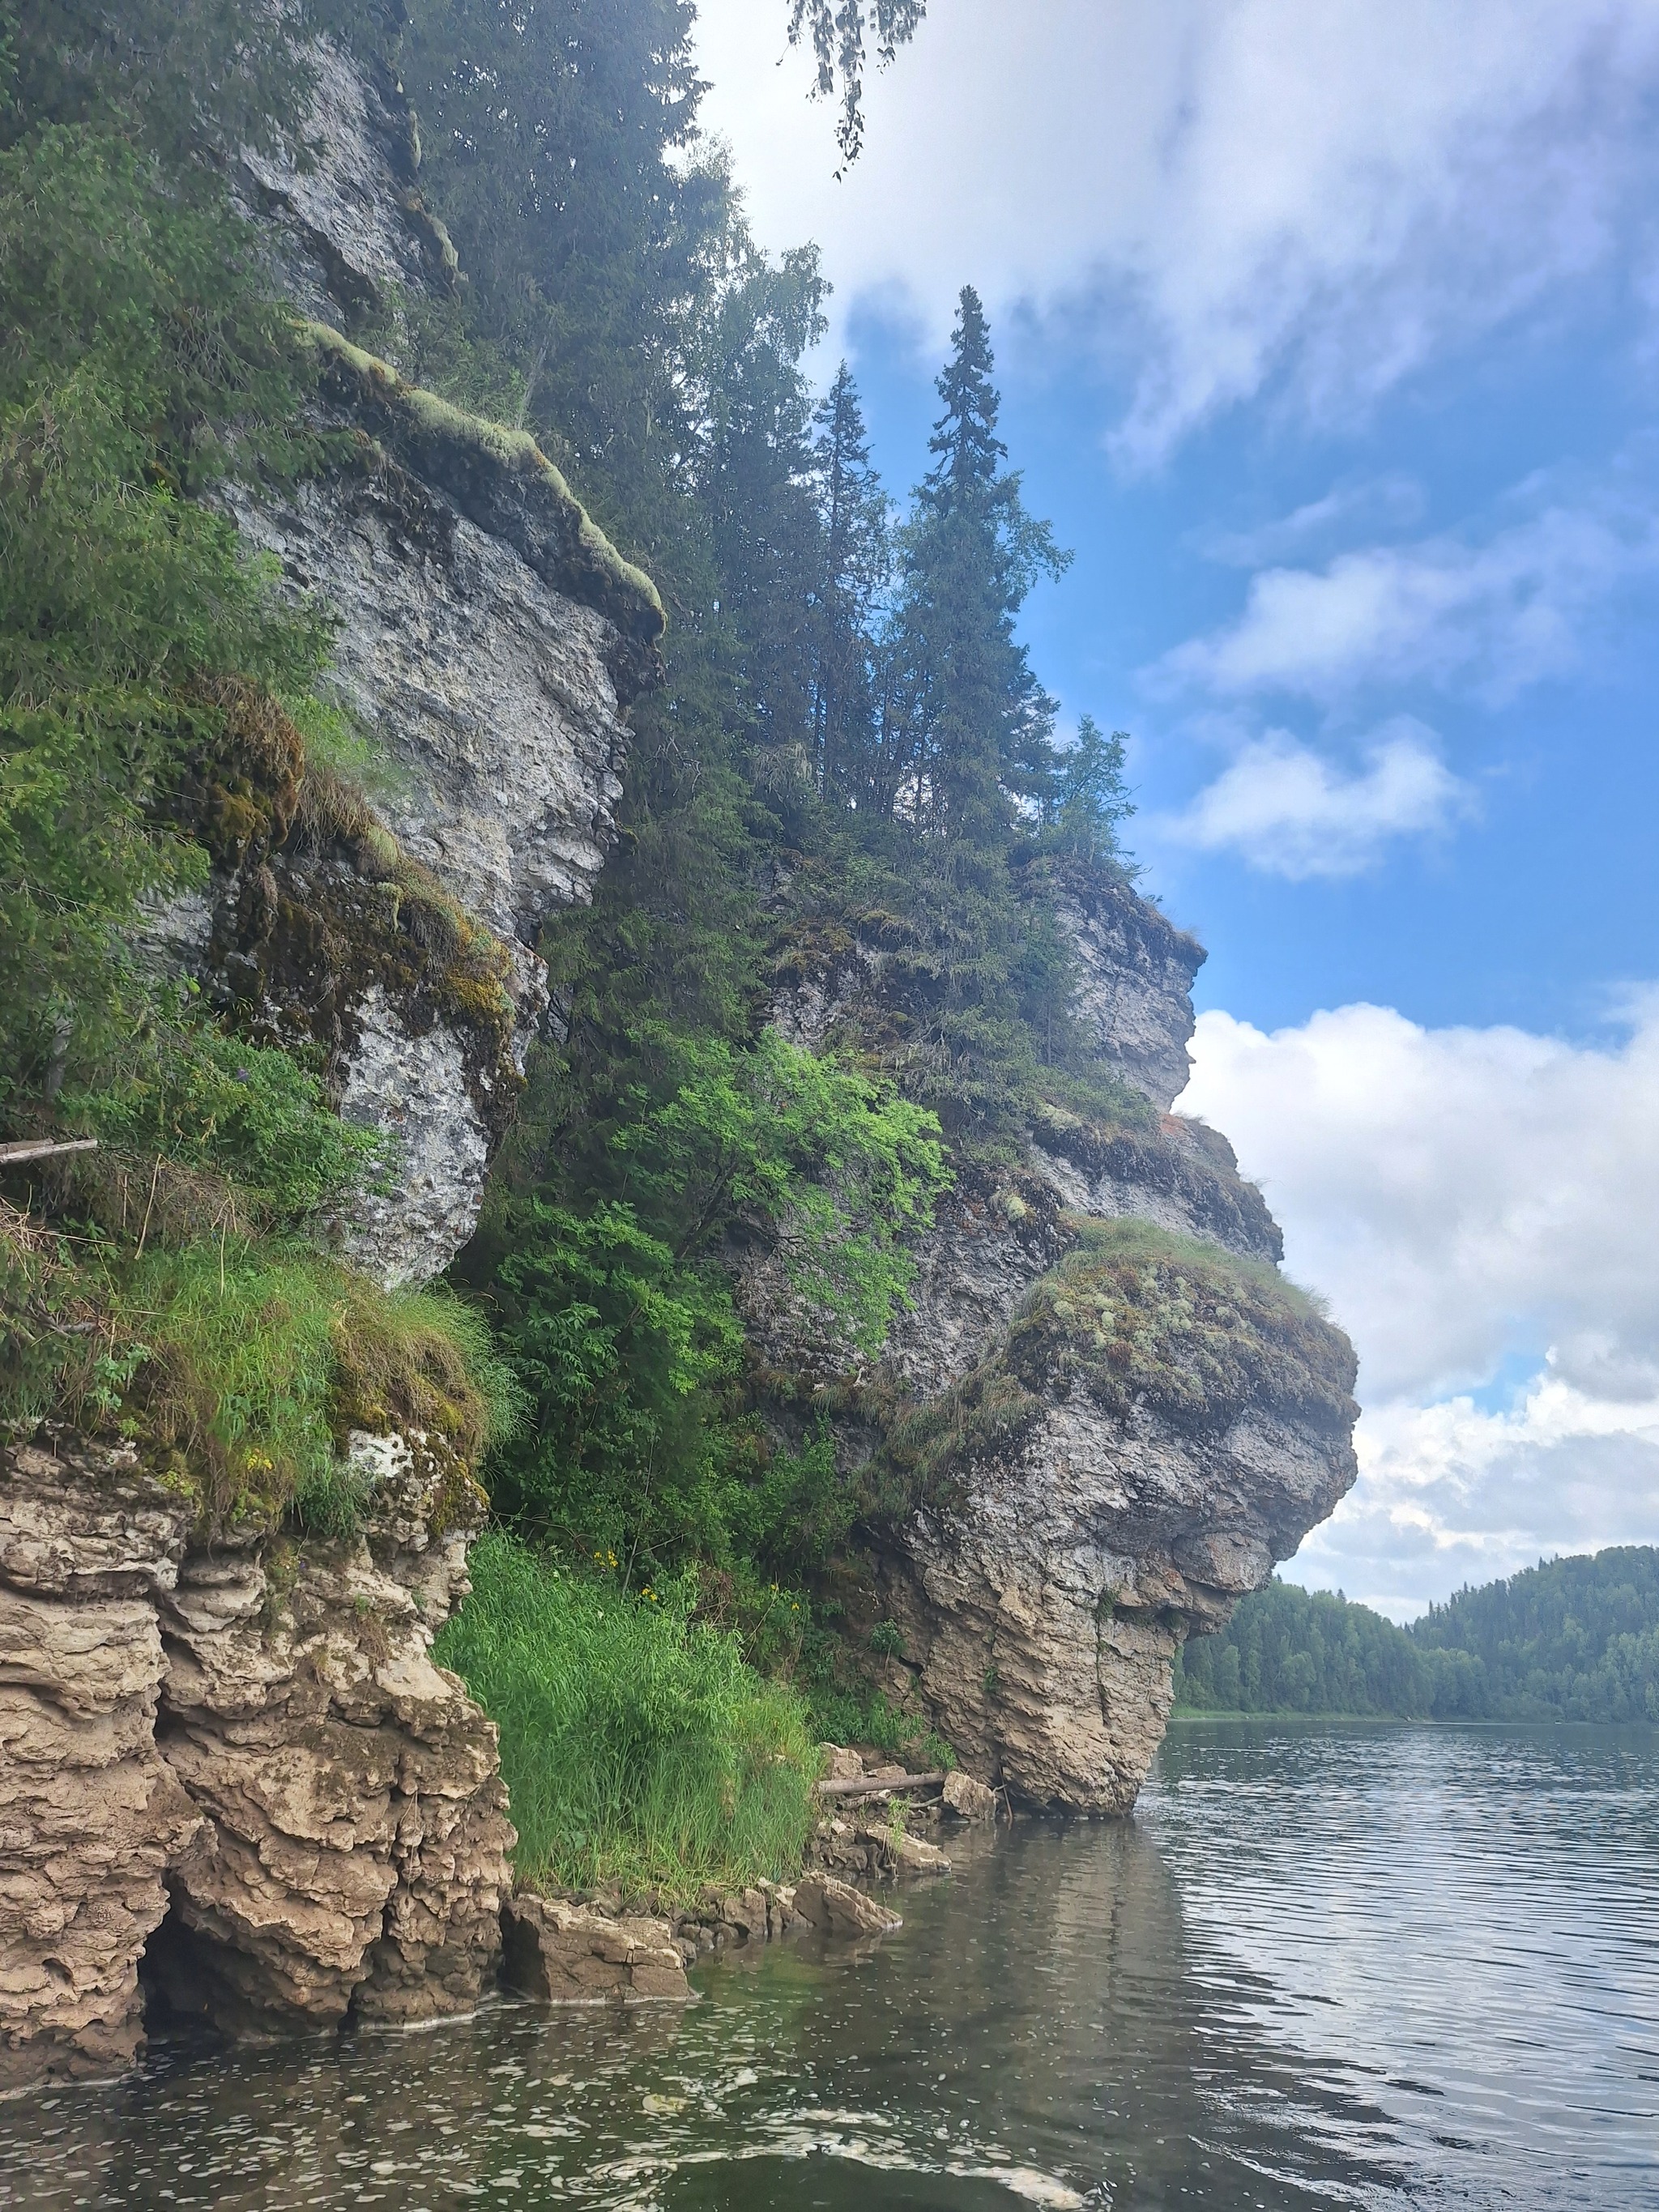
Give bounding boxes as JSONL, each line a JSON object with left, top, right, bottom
{"left": 1174, "top": 1549, "right": 1659, "bottom": 1724}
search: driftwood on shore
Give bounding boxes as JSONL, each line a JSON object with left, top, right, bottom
{"left": 816, "top": 1771, "right": 948, "bottom": 1799}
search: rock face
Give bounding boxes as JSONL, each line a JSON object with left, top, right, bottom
{"left": 499, "top": 1894, "right": 693, "bottom": 2005}
{"left": 1055, "top": 874, "right": 1207, "bottom": 1110}
{"left": 768, "top": 871, "right": 1358, "bottom": 1816}
{"left": 153, "top": 41, "right": 664, "bottom": 1292}
{"left": 220, "top": 328, "right": 662, "bottom": 957}
{"left": 0, "top": 1433, "right": 200, "bottom": 2086}
{"left": 234, "top": 35, "right": 455, "bottom": 325}
{"left": 0, "top": 1426, "right": 513, "bottom": 2085}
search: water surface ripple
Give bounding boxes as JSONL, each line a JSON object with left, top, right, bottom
{"left": 2, "top": 1723, "right": 1653, "bottom": 2209}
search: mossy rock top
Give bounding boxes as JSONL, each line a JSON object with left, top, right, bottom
{"left": 1009, "top": 1217, "right": 1356, "bottom": 1433}
{"left": 302, "top": 323, "right": 665, "bottom": 683}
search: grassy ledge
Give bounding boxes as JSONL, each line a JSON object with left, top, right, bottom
{"left": 301, "top": 322, "right": 665, "bottom": 653}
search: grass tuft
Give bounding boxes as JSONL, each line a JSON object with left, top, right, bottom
{"left": 437, "top": 1532, "right": 820, "bottom": 1903}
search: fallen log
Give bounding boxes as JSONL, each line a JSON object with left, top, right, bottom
{"left": 816, "top": 1771, "right": 947, "bottom": 1799}
{"left": 0, "top": 1138, "right": 99, "bottom": 1166}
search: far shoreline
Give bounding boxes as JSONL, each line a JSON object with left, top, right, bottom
{"left": 1165, "top": 1710, "right": 1659, "bottom": 1728}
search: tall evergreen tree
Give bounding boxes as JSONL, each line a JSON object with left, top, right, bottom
{"left": 1047, "top": 714, "right": 1136, "bottom": 869}
{"left": 873, "top": 288, "right": 1070, "bottom": 1131}
{"left": 807, "top": 363, "right": 891, "bottom": 803}
{"left": 900, "top": 286, "right": 1068, "bottom": 837}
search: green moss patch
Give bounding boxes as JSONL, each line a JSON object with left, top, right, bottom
{"left": 302, "top": 322, "right": 664, "bottom": 664}
{"left": 860, "top": 1218, "right": 1355, "bottom": 1519}
{"left": 166, "top": 679, "right": 522, "bottom": 1133}
{"left": 1007, "top": 1217, "right": 1355, "bottom": 1433}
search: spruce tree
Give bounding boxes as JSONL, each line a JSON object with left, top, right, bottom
{"left": 808, "top": 362, "right": 891, "bottom": 802}
{"left": 881, "top": 288, "right": 1069, "bottom": 1132}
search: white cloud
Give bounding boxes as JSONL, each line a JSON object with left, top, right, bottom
{"left": 694, "top": 0, "right": 1659, "bottom": 457}
{"left": 1154, "top": 502, "right": 1659, "bottom": 705}
{"left": 1193, "top": 475, "right": 1427, "bottom": 569}
{"left": 1179, "top": 998, "right": 1659, "bottom": 1611}
{"left": 1160, "top": 720, "right": 1472, "bottom": 877}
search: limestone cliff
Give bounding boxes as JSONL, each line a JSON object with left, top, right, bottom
{"left": 767, "top": 876, "right": 1357, "bottom": 1814}
{"left": 158, "top": 35, "right": 663, "bottom": 1292}
{"left": 0, "top": 38, "right": 655, "bottom": 2088}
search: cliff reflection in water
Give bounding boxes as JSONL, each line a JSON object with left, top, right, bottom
{"left": 2, "top": 1724, "right": 1655, "bottom": 2210}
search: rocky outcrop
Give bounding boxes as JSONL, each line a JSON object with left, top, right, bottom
{"left": 1055, "top": 873, "right": 1206, "bottom": 1110}
{"left": 0, "top": 1433, "right": 200, "bottom": 2086}
{"left": 500, "top": 1894, "right": 693, "bottom": 2004}
{"left": 148, "top": 41, "right": 665, "bottom": 1291}
{"left": 0, "top": 1425, "right": 513, "bottom": 2084}
{"left": 762, "top": 868, "right": 1358, "bottom": 1816}
{"left": 186, "top": 339, "right": 659, "bottom": 1285}
{"left": 791, "top": 1873, "right": 903, "bottom": 1939}
{"left": 234, "top": 34, "right": 456, "bottom": 326}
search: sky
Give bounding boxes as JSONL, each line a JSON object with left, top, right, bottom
{"left": 692, "top": 0, "right": 1659, "bottom": 1618}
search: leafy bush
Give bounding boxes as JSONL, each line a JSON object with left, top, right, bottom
{"left": 486, "top": 1029, "right": 947, "bottom": 1570}
{"left": 436, "top": 1532, "right": 821, "bottom": 1900}
{"left": 0, "top": 125, "right": 327, "bottom": 1110}
{"left": 69, "top": 1027, "right": 384, "bottom": 1233}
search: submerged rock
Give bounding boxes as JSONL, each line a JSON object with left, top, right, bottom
{"left": 791, "top": 1873, "right": 903, "bottom": 1939}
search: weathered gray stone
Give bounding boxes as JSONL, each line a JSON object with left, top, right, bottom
{"left": 791, "top": 1873, "right": 903, "bottom": 1938}
{"left": 235, "top": 36, "right": 450, "bottom": 324}
{"left": 337, "top": 984, "right": 492, "bottom": 1288}
{"left": 876, "top": 1385, "right": 1354, "bottom": 1813}
{"left": 1056, "top": 875, "right": 1205, "bottom": 1111}
{"left": 500, "top": 1894, "right": 693, "bottom": 2004}
{"left": 218, "top": 462, "right": 634, "bottom": 957}
{"left": 752, "top": 863, "right": 1358, "bottom": 1817}
{"left": 941, "top": 1770, "right": 998, "bottom": 1822}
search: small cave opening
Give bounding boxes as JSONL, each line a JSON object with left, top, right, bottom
{"left": 137, "top": 1885, "right": 237, "bottom": 2054}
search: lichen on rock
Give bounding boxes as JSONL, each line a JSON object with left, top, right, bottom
{"left": 865, "top": 1221, "right": 1357, "bottom": 1813}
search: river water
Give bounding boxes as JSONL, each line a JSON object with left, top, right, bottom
{"left": 2, "top": 1723, "right": 1654, "bottom": 2210}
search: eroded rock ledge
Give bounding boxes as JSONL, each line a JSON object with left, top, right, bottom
{"left": 0, "top": 1426, "right": 511, "bottom": 2087}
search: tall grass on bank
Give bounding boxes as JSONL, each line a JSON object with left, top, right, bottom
{"left": 436, "top": 1532, "right": 820, "bottom": 1902}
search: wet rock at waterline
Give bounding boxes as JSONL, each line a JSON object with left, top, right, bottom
{"left": 791, "top": 1874, "right": 904, "bottom": 1940}
{"left": 0, "top": 1425, "right": 512, "bottom": 2085}
{"left": 500, "top": 1895, "right": 694, "bottom": 2005}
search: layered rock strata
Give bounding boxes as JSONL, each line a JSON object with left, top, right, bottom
{"left": 0, "top": 1426, "right": 513, "bottom": 2085}
{"left": 766, "top": 871, "right": 1358, "bottom": 1815}
{"left": 0, "top": 1433, "right": 199, "bottom": 2086}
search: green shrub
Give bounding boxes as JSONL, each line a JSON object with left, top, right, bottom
{"left": 436, "top": 1532, "right": 821, "bottom": 1902}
